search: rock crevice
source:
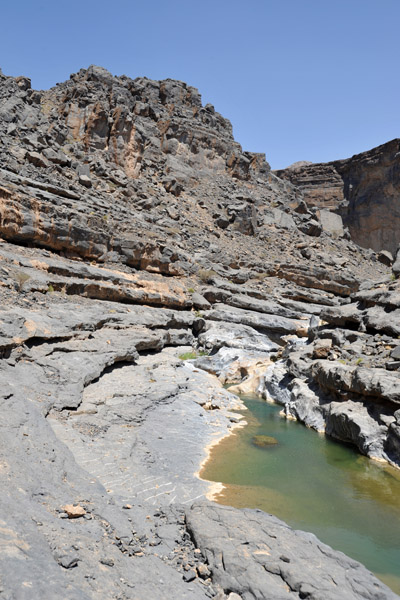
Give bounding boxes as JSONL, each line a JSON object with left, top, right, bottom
{"left": 0, "top": 66, "right": 398, "bottom": 599}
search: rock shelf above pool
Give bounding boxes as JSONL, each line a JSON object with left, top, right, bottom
{"left": 0, "top": 66, "right": 399, "bottom": 599}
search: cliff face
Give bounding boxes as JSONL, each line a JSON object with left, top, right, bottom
{"left": 0, "top": 65, "right": 305, "bottom": 270}
{"left": 0, "top": 66, "right": 399, "bottom": 600}
{"left": 275, "top": 139, "right": 400, "bottom": 255}
{"left": 47, "top": 66, "right": 271, "bottom": 183}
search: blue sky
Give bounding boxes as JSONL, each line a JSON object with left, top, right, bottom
{"left": 1, "top": 0, "right": 399, "bottom": 169}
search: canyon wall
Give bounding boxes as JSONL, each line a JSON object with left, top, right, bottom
{"left": 276, "top": 139, "right": 400, "bottom": 255}
{"left": 0, "top": 65, "right": 399, "bottom": 600}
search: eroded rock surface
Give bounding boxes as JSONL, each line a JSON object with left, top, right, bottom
{"left": 0, "top": 65, "right": 398, "bottom": 599}
{"left": 261, "top": 277, "right": 400, "bottom": 468}
{"left": 187, "top": 503, "right": 399, "bottom": 600}
{"left": 276, "top": 139, "right": 400, "bottom": 254}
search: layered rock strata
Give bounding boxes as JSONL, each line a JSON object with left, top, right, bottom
{"left": 0, "top": 66, "right": 398, "bottom": 599}
{"left": 1, "top": 240, "right": 397, "bottom": 600}
{"left": 276, "top": 139, "right": 400, "bottom": 255}
{"left": 259, "top": 276, "right": 400, "bottom": 468}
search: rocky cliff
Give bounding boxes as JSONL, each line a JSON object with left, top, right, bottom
{"left": 0, "top": 66, "right": 399, "bottom": 600}
{"left": 275, "top": 139, "right": 400, "bottom": 255}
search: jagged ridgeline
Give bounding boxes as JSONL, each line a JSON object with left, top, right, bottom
{"left": 0, "top": 65, "right": 399, "bottom": 599}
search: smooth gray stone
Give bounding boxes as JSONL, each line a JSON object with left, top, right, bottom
{"left": 204, "top": 303, "right": 306, "bottom": 336}
{"left": 199, "top": 320, "right": 279, "bottom": 352}
{"left": 186, "top": 502, "right": 398, "bottom": 600}
{"left": 193, "top": 347, "right": 271, "bottom": 379}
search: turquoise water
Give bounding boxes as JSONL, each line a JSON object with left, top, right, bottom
{"left": 201, "top": 395, "right": 400, "bottom": 594}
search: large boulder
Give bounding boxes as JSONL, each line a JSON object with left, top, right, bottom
{"left": 186, "top": 502, "right": 398, "bottom": 600}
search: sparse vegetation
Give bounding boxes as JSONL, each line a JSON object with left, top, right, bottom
{"left": 253, "top": 272, "right": 268, "bottom": 281}
{"left": 47, "top": 284, "right": 55, "bottom": 293}
{"left": 178, "top": 350, "right": 208, "bottom": 360}
{"left": 197, "top": 268, "right": 216, "bottom": 284}
{"left": 178, "top": 351, "right": 198, "bottom": 360}
{"left": 14, "top": 271, "right": 31, "bottom": 292}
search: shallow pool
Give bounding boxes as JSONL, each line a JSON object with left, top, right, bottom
{"left": 201, "top": 395, "right": 400, "bottom": 594}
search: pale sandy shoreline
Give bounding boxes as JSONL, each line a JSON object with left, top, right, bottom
{"left": 195, "top": 393, "right": 248, "bottom": 502}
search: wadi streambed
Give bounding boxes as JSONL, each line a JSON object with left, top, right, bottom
{"left": 201, "top": 394, "right": 400, "bottom": 594}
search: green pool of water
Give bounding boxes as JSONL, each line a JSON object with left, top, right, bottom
{"left": 201, "top": 395, "right": 400, "bottom": 594}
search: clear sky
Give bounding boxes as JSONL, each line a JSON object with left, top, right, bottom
{"left": 1, "top": 0, "right": 399, "bottom": 169}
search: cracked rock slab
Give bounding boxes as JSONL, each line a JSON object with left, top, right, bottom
{"left": 186, "top": 502, "right": 399, "bottom": 600}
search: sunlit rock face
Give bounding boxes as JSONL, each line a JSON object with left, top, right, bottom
{"left": 0, "top": 64, "right": 399, "bottom": 600}
{"left": 276, "top": 139, "right": 400, "bottom": 255}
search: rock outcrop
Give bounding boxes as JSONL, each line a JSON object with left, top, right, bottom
{"left": 0, "top": 65, "right": 399, "bottom": 599}
{"left": 260, "top": 277, "right": 400, "bottom": 468}
{"left": 276, "top": 139, "right": 400, "bottom": 254}
{"left": 187, "top": 503, "right": 399, "bottom": 600}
